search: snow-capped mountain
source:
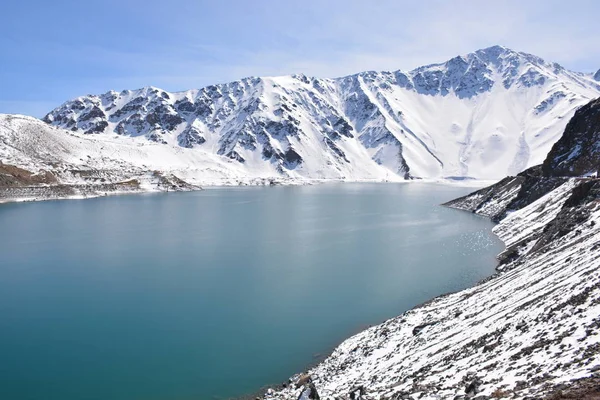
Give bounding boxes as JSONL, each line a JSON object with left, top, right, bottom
{"left": 44, "top": 45, "right": 600, "bottom": 180}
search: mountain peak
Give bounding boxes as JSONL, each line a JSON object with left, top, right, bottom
{"left": 412, "top": 45, "right": 546, "bottom": 75}
{"left": 594, "top": 69, "right": 600, "bottom": 81}
{"left": 398, "top": 45, "right": 570, "bottom": 99}
{"left": 472, "top": 45, "right": 545, "bottom": 66}
{"left": 474, "top": 44, "right": 514, "bottom": 56}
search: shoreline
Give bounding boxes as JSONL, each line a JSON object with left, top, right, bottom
{"left": 0, "top": 179, "right": 503, "bottom": 400}
{"left": 231, "top": 197, "right": 506, "bottom": 400}
{"left": 0, "top": 177, "right": 498, "bottom": 206}
{"left": 264, "top": 177, "right": 600, "bottom": 400}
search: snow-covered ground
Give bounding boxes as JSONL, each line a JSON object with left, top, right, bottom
{"left": 267, "top": 179, "right": 600, "bottom": 399}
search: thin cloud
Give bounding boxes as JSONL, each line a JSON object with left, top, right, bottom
{"left": 1, "top": 0, "right": 599, "bottom": 116}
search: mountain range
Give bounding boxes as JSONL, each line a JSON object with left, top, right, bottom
{"left": 41, "top": 45, "right": 600, "bottom": 182}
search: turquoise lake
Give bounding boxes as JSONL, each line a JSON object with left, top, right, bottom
{"left": 0, "top": 183, "right": 504, "bottom": 400}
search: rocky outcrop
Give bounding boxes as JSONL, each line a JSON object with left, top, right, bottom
{"left": 0, "top": 163, "right": 57, "bottom": 187}
{"left": 542, "top": 97, "right": 600, "bottom": 177}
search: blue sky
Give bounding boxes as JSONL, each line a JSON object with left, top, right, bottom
{"left": 1, "top": 0, "right": 599, "bottom": 117}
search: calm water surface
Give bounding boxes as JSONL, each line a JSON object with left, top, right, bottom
{"left": 0, "top": 183, "right": 504, "bottom": 400}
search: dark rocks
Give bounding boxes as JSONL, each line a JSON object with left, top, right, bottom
{"left": 502, "top": 173, "right": 568, "bottom": 219}
{"left": 529, "top": 180, "right": 600, "bottom": 252}
{"left": 442, "top": 176, "right": 524, "bottom": 220}
{"left": 443, "top": 169, "right": 570, "bottom": 223}
{"left": 542, "top": 97, "right": 600, "bottom": 177}
{"left": 144, "top": 106, "right": 184, "bottom": 131}
{"left": 465, "top": 377, "right": 483, "bottom": 397}
{"left": 333, "top": 117, "right": 354, "bottom": 138}
{"left": 85, "top": 120, "right": 108, "bottom": 134}
{"left": 79, "top": 105, "right": 106, "bottom": 122}
{"left": 0, "top": 164, "right": 57, "bottom": 187}
{"left": 295, "top": 374, "right": 312, "bottom": 389}
{"left": 563, "top": 180, "right": 600, "bottom": 208}
{"left": 534, "top": 91, "right": 567, "bottom": 114}
{"left": 297, "top": 382, "right": 320, "bottom": 400}
{"left": 412, "top": 321, "right": 439, "bottom": 336}
{"left": 261, "top": 144, "right": 283, "bottom": 161}
{"left": 177, "top": 126, "right": 206, "bottom": 148}
{"left": 409, "top": 53, "right": 494, "bottom": 98}
{"left": 518, "top": 68, "right": 546, "bottom": 87}
{"left": 225, "top": 150, "right": 246, "bottom": 163}
{"left": 284, "top": 148, "right": 303, "bottom": 168}
{"left": 391, "top": 393, "right": 413, "bottom": 400}
{"left": 324, "top": 137, "right": 349, "bottom": 163}
{"left": 146, "top": 132, "right": 167, "bottom": 144}
{"left": 349, "top": 385, "right": 366, "bottom": 400}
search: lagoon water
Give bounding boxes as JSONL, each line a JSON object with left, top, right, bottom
{"left": 0, "top": 183, "right": 504, "bottom": 400}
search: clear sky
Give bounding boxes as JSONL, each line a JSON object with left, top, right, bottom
{"left": 1, "top": 0, "right": 599, "bottom": 117}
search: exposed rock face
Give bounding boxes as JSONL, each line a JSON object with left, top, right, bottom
{"left": 594, "top": 69, "right": 600, "bottom": 81}
{"left": 0, "top": 163, "right": 57, "bottom": 187}
{"left": 542, "top": 97, "right": 600, "bottom": 177}
{"left": 43, "top": 46, "right": 600, "bottom": 180}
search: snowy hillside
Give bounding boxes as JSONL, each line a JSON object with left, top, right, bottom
{"left": 45, "top": 46, "right": 600, "bottom": 180}
{"left": 0, "top": 113, "right": 397, "bottom": 196}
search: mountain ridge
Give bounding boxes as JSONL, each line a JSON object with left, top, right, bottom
{"left": 43, "top": 46, "right": 600, "bottom": 181}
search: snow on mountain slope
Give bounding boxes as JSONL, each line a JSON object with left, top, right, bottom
{"left": 44, "top": 46, "right": 600, "bottom": 180}
{"left": 0, "top": 112, "right": 395, "bottom": 200}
